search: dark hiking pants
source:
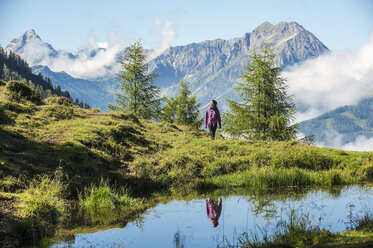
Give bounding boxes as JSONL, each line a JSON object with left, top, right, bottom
{"left": 208, "top": 123, "right": 218, "bottom": 140}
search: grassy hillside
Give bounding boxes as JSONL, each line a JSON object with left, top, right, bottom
{"left": 1, "top": 81, "right": 373, "bottom": 247}
{"left": 299, "top": 98, "right": 373, "bottom": 145}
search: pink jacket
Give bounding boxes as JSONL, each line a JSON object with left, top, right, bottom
{"left": 204, "top": 107, "right": 221, "bottom": 128}
{"left": 206, "top": 199, "right": 222, "bottom": 221}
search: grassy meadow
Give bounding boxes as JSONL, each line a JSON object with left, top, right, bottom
{"left": 1, "top": 80, "right": 373, "bottom": 247}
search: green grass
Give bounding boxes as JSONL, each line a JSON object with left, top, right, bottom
{"left": 79, "top": 179, "right": 140, "bottom": 224}
{"left": 195, "top": 166, "right": 358, "bottom": 190}
{"left": 12, "top": 169, "right": 66, "bottom": 246}
{"left": 227, "top": 209, "right": 373, "bottom": 248}
{"left": 18, "top": 170, "right": 66, "bottom": 219}
{"left": 1, "top": 80, "right": 373, "bottom": 247}
{"left": 355, "top": 213, "right": 373, "bottom": 233}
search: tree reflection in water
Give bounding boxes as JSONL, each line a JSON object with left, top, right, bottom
{"left": 173, "top": 230, "right": 185, "bottom": 248}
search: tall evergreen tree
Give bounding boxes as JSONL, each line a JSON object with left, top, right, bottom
{"left": 161, "top": 78, "right": 202, "bottom": 129}
{"left": 223, "top": 44, "right": 298, "bottom": 141}
{"left": 109, "top": 40, "right": 161, "bottom": 119}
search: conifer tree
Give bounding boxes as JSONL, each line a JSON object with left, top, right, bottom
{"left": 109, "top": 40, "right": 161, "bottom": 119}
{"left": 161, "top": 97, "right": 176, "bottom": 123}
{"left": 161, "top": 78, "right": 201, "bottom": 129}
{"left": 223, "top": 44, "right": 298, "bottom": 140}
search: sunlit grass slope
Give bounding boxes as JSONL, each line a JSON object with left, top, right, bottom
{"left": 1, "top": 80, "right": 373, "bottom": 246}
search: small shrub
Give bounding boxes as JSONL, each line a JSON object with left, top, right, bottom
{"left": 4, "top": 81, "right": 41, "bottom": 104}
{"left": 42, "top": 104, "right": 74, "bottom": 120}
{"left": 45, "top": 96, "right": 73, "bottom": 106}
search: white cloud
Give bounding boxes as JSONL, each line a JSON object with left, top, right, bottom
{"left": 314, "top": 131, "right": 344, "bottom": 149}
{"left": 147, "top": 17, "right": 177, "bottom": 62}
{"left": 314, "top": 131, "right": 373, "bottom": 152}
{"left": 341, "top": 136, "right": 373, "bottom": 151}
{"left": 97, "top": 42, "right": 109, "bottom": 49}
{"left": 21, "top": 32, "right": 122, "bottom": 79}
{"left": 19, "top": 18, "right": 177, "bottom": 79}
{"left": 22, "top": 39, "right": 54, "bottom": 65}
{"left": 284, "top": 32, "right": 373, "bottom": 122}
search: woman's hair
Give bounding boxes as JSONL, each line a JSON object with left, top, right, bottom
{"left": 212, "top": 219, "right": 219, "bottom": 227}
{"left": 211, "top": 100, "right": 217, "bottom": 107}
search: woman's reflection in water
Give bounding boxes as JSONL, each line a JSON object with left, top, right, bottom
{"left": 206, "top": 198, "right": 222, "bottom": 227}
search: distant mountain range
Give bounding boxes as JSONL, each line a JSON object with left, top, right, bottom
{"left": 5, "top": 21, "right": 329, "bottom": 111}
{"left": 31, "top": 65, "right": 117, "bottom": 109}
{"left": 7, "top": 21, "right": 373, "bottom": 148}
{"left": 147, "top": 21, "right": 329, "bottom": 109}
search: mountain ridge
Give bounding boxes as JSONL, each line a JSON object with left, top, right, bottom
{"left": 6, "top": 21, "right": 329, "bottom": 111}
{"left": 31, "top": 65, "right": 114, "bottom": 110}
{"left": 146, "top": 21, "right": 328, "bottom": 109}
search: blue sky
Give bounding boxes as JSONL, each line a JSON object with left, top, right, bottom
{"left": 0, "top": 0, "right": 372, "bottom": 52}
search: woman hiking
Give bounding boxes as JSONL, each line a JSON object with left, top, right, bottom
{"left": 204, "top": 100, "right": 221, "bottom": 140}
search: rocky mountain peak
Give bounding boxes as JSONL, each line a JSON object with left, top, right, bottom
{"left": 6, "top": 29, "right": 42, "bottom": 53}
{"left": 24, "top": 29, "right": 39, "bottom": 39}
{"left": 251, "top": 21, "right": 305, "bottom": 39}
{"left": 5, "top": 29, "right": 59, "bottom": 65}
{"left": 253, "top": 21, "right": 274, "bottom": 34}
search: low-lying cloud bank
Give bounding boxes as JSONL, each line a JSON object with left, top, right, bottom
{"left": 21, "top": 32, "right": 122, "bottom": 79}
{"left": 298, "top": 131, "right": 373, "bottom": 152}
{"left": 341, "top": 136, "right": 373, "bottom": 151}
{"left": 314, "top": 131, "right": 373, "bottom": 152}
{"left": 21, "top": 17, "right": 177, "bottom": 79}
{"left": 284, "top": 31, "right": 373, "bottom": 123}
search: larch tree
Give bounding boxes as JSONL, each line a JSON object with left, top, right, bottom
{"left": 109, "top": 40, "right": 161, "bottom": 120}
{"left": 161, "top": 78, "right": 202, "bottom": 129}
{"left": 223, "top": 44, "right": 298, "bottom": 141}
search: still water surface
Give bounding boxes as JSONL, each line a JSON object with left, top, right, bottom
{"left": 52, "top": 186, "right": 373, "bottom": 248}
